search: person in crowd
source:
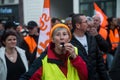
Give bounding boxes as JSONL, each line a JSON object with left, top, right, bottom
{"left": 4, "top": 21, "right": 23, "bottom": 47}
{"left": 68, "top": 13, "right": 75, "bottom": 18}
{"left": 0, "top": 21, "right": 4, "bottom": 35}
{"left": 65, "top": 17, "right": 73, "bottom": 32}
{"left": 4, "top": 21, "right": 16, "bottom": 31}
{"left": 109, "top": 43, "right": 120, "bottom": 80}
{"left": 20, "top": 24, "right": 29, "bottom": 37}
{"left": 15, "top": 25, "right": 25, "bottom": 46}
{"left": 20, "top": 21, "right": 39, "bottom": 65}
{"left": 92, "top": 15, "right": 108, "bottom": 41}
{"left": 87, "top": 16, "right": 109, "bottom": 66}
{"left": 65, "top": 13, "right": 75, "bottom": 34}
{"left": 106, "top": 17, "right": 120, "bottom": 70}
{"left": 51, "top": 17, "right": 61, "bottom": 27}
{"left": 16, "top": 25, "right": 23, "bottom": 33}
{"left": 0, "top": 30, "right": 28, "bottom": 80}
{"left": 19, "top": 23, "right": 88, "bottom": 80}
{"left": 87, "top": 16, "right": 109, "bottom": 52}
{"left": 107, "top": 17, "right": 119, "bottom": 54}
{"left": 71, "top": 14, "right": 110, "bottom": 80}
{"left": 0, "top": 21, "right": 5, "bottom": 47}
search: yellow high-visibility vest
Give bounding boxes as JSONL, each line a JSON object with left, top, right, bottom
{"left": 41, "top": 47, "right": 80, "bottom": 80}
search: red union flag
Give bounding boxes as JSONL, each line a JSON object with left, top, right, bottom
{"left": 36, "top": 0, "right": 51, "bottom": 57}
{"left": 94, "top": 2, "right": 108, "bottom": 28}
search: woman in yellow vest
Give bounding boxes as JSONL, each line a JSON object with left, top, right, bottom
{"left": 19, "top": 23, "right": 88, "bottom": 80}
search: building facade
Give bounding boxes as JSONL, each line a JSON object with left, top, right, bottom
{"left": 0, "top": 0, "right": 120, "bottom": 25}
{"left": 0, "top": 0, "right": 19, "bottom": 22}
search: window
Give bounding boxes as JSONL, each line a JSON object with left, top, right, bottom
{"left": 80, "top": 4, "right": 89, "bottom": 15}
{"left": 4, "top": 0, "right": 18, "bottom": 4}
{"left": 9, "top": 0, "right": 15, "bottom": 3}
{"left": 79, "top": 0, "right": 116, "bottom": 17}
{"left": 0, "top": 0, "right": 4, "bottom": 5}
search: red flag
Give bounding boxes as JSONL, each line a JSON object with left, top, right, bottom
{"left": 36, "top": 0, "right": 51, "bottom": 57}
{"left": 94, "top": 2, "right": 108, "bottom": 28}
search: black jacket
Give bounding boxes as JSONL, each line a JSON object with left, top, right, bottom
{"left": 20, "top": 35, "right": 39, "bottom": 65}
{"left": 19, "top": 49, "right": 47, "bottom": 80}
{"left": 70, "top": 33, "right": 110, "bottom": 80}
{"left": 95, "top": 34, "right": 109, "bottom": 52}
{"left": 109, "top": 43, "right": 120, "bottom": 80}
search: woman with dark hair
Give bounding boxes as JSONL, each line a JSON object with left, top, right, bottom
{"left": 0, "top": 30, "right": 28, "bottom": 80}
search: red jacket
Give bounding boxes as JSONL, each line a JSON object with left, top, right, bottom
{"left": 20, "top": 42, "right": 88, "bottom": 80}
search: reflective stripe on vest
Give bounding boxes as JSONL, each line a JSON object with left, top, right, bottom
{"left": 42, "top": 47, "right": 80, "bottom": 80}
{"left": 24, "top": 36, "right": 37, "bottom": 53}
{"left": 109, "top": 29, "right": 120, "bottom": 50}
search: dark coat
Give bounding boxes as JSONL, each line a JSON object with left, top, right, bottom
{"left": 20, "top": 35, "right": 38, "bottom": 65}
{"left": 95, "top": 34, "right": 109, "bottom": 52}
{"left": 109, "top": 43, "right": 120, "bottom": 80}
{"left": 70, "top": 33, "right": 110, "bottom": 80}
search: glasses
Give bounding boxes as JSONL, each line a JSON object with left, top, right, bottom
{"left": 81, "top": 20, "right": 87, "bottom": 24}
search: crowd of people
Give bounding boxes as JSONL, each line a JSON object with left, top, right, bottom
{"left": 0, "top": 13, "right": 120, "bottom": 80}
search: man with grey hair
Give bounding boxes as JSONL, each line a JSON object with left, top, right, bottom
{"left": 65, "top": 17, "right": 73, "bottom": 31}
{"left": 87, "top": 16, "right": 109, "bottom": 52}
{"left": 92, "top": 15, "right": 108, "bottom": 40}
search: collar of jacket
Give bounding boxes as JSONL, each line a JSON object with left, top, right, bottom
{"left": 46, "top": 42, "right": 69, "bottom": 66}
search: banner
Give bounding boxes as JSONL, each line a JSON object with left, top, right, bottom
{"left": 37, "top": 0, "right": 51, "bottom": 57}
{"left": 93, "top": 2, "right": 108, "bottom": 28}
